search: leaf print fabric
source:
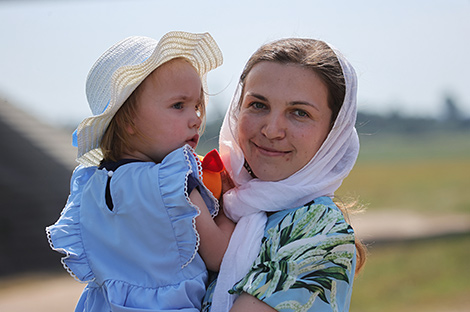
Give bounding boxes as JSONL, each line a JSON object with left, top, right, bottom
{"left": 230, "top": 197, "right": 356, "bottom": 312}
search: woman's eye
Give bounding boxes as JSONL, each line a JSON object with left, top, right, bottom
{"left": 250, "top": 102, "right": 266, "bottom": 110}
{"left": 293, "top": 109, "right": 309, "bottom": 118}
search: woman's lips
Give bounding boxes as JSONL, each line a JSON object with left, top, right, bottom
{"left": 253, "top": 142, "right": 289, "bottom": 157}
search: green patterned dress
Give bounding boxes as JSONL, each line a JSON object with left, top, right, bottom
{"left": 203, "top": 196, "right": 357, "bottom": 312}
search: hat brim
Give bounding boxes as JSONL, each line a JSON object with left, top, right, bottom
{"left": 75, "top": 31, "right": 223, "bottom": 167}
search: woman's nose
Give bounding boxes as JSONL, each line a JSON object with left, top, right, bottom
{"left": 261, "top": 114, "right": 286, "bottom": 139}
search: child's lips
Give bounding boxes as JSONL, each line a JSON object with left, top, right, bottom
{"left": 187, "top": 134, "right": 199, "bottom": 148}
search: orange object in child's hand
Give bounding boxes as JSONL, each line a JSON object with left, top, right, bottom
{"left": 198, "top": 149, "right": 224, "bottom": 199}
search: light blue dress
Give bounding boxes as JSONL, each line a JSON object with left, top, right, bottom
{"left": 47, "top": 146, "right": 218, "bottom": 311}
{"left": 203, "top": 197, "right": 356, "bottom": 312}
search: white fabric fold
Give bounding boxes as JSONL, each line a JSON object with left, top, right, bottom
{"left": 211, "top": 43, "right": 359, "bottom": 312}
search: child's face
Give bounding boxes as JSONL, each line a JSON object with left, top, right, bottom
{"left": 126, "top": 58, "right": 203, "bottom": 163}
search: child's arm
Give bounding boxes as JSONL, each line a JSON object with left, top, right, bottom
{"left": 189, "top": 189, "right": 235, "bottom": 272}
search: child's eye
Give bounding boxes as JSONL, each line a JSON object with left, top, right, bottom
{"left": 172, "top": 102, "right": 183, "bottom": 109}
{"left": 195, "top": 103, "right": 203, "bottom": 117}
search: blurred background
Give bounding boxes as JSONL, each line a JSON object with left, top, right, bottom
{"left": 0, "top": 0, "right": 469, "bottom": 311}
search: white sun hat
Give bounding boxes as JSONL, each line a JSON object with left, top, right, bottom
{"left": 72, "top": 31, "right": 223, "bottom": 167}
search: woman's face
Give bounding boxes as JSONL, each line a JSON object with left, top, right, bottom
{"left": 238, "top": 61, "right": 332, "bottom": 181}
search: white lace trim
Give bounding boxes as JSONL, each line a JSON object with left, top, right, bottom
{"left": 45, "top": 226, "right": 93, "bottom": 284}
{"left": 181, "top": 145, "right": 220, "bottom": 268}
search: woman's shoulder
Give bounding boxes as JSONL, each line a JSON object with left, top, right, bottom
{"left": 231, "top": 196, "right": 356, "bottom": 311}
{"left": 266, "top": 196, "right": 345, "bottom": 230}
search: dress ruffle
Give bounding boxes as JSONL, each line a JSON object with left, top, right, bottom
{"left": 45, "top": 165, "right": 96, "bottom": 283}
{"left": 160, "top": 145, "right": 219, "bottom": 268}
{"left": 46, "top": 145, "right": 218, "bottom": 285}
{"left": 104, "top": 275, "right": 206, "bottom": 311}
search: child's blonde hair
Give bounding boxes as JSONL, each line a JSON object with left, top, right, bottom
{"left": 100, "top": 61, "right": 207, "bottom": 164}
{"left": 99, "top": 87, "right": 140, "bottom": 164}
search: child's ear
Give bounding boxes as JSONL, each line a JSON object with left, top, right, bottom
{"left": 117, "top": 117, "right": 136, "bottom": 135}
{"left": 125, "top": 123, "right": 136, "bottom": 135}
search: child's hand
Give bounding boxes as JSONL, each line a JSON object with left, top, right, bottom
{"left": 191, "top": 189, "right": 234, "bottom": 271}
{"left": 199, "top": 149, "right": 224, "bottom": 199}
{"left": 221, "top": 170, "right": 235, "bottom": 195}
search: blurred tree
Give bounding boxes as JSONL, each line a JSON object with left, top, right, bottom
{"left": 442, "top": 93, "right": 463, "bottom": 122}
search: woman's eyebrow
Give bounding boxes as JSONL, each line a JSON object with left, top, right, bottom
{"left": 289, "top": 101, "right": 320, "bottom": 112}
{"left": 245, "top": 92, "right": 321, "bottom": 112}
{"left": 245, "top": 92, "right": 268, "bottom": 102}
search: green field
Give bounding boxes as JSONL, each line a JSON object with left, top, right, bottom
{"left": 339, "top": 131, "right": 470, "bottom": 311}
{"left": 338, "top": 131, "right": 470, "bottom": 214}
{"left": 351, "top": 234, "right": 470, "bottom": 312}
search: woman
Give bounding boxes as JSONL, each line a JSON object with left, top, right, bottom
{"left": 204, "top": 38, "right": 366, "bottom": 312}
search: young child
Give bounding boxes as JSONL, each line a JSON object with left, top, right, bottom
{"left": 46, "top": 31, "right": 233, "bottom": 311}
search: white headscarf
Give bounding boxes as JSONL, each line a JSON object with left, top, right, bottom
{"left": 211, "top": 42, "right": 360, "bottom": 312}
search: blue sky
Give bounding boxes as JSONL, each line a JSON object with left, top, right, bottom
{"left": 1, "top": 0, "right": 469, "bottom": 127}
